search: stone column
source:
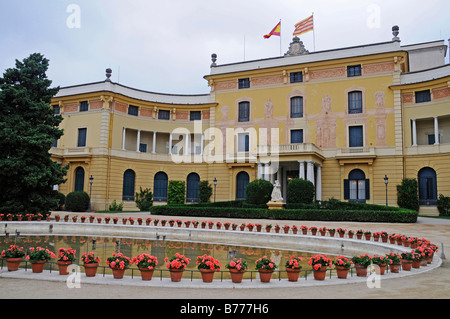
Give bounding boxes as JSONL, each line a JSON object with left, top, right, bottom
{"left": 306, "top": 161, "right": 315, "bottom": 186}
{"left": 434, "top": 116, "right": 439, "bottom": 145}
{"left": 411, "top": 119, "right": 417, "bottom": 146}
{"left": 152, "top": 132, "right": 157, "bottom": 153}
{"left": 185, "top": 133, "right": 190, "bottom": 155}
{"left": 298, "top": 160, "right": 305, "bottom": 179}
{"left": 168, "top": 133, "right": 173, "bottom": 154}
{"left": 257, "top": 163, "right": 263, "bottom": 179}
{"left": 122, "top": 127, "right": 126, "bottom": 150}
{"left": 316, "top": 164, "right": 322, "bottom": 201}
{"left": 136, "top": 130, "right": 141, "bottom": 152}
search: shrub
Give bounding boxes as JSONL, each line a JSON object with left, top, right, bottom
{"left": 65, "top": 191, "right": 90, "bottom": 212}
{"left": 396, "top": 178, "right": 419, "bottom": 211}
{"left": 437, "top": 194, "right": 450, "bottom": 216}
{"left": 168, "top": 181, "right": 185, "bottom": 205}
{"left": 108, "top": 200, "right": 123, "bottom": 211}
{"left": 135, "top": 187, "right": 153, "bottom": 211}
{"left": 245, "top": 179, "right": 273, "bottom": 205}
{"left": 199, "top": 181, "right": 213, "bottom": 203}
{"left": 286, "top": 178, "right": 315, "bottom": 204}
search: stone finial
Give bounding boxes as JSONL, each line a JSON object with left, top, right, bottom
{"left": 284, "top": 37, "right": 309, "bottom": 56}
{"left": 392, "top": 25, "right": 400, "bottom": 42}
{"left": 105, "top": 68, "right": 112, "bottom": 81}
{"left": 210, "top": 53, "right": 217, "bottom": 67}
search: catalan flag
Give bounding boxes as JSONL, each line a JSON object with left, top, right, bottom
{"left": 264, "top": 21, "right": 281, "bottom": 39}
{"left": 293, "top": 15, "right": 313, "bottom": 36}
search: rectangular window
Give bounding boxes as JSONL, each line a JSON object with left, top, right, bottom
{"left": 290, "top": 97, "right": 303, "bottom": 118}
{"left": 238, "top": 102, "right": 250, "bottom": 122}
{"left": 139, "top": 143, "right": 147, "bottom": 153}
{"left": 190, "top": 111, "right": 201, "bottom": 121}
{"left": 238, "top": 133, "right": 249, "bottom": 152}
{"left": 290, "top": 71, "right": 303, "bottom": 83}
{"left": 348, "top": 91, "right": 362, "bottom": 114}
{"left": 349, "top": 125, "right": 363, "bottom": 147}
{"left": 347, "top": 65, "right": 361, "bottom": 77}
{"left": 128, "top": 105, "right": 139, "bottom": 116}
{"left": 238, "top": 78, "right": 250, "bottom": 89}
{"left": 415, "top": 90, "right": 431, "bottom": 103}
{"left": 80, "top": 101, "right": 89, "bottom": 112}
{"left": 53, "top": 105, "right": 60, "bottom": 114}
{"left": 158, "top": 110, "right": 170, "bottom": 120}
{"left": 290, "top": 129, "right": 303, "bottom": 144}
{"left": 427, "top": 134, "right": 440, "bottom": 145}
{"left": 77, "top": 128, "right": 87, "bottom": 147}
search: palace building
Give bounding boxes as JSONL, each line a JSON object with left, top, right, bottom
{"left": 51, "top": 26, "right": 450, "bottom": 215}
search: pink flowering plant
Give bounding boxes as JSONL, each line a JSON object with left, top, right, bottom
{"left": 285, "top": 255, "right": 303, "bottom": 270}
{"left": 81, "top": 252, "right": 101, "bottom": 264}
{"left": 26, "top": 247, "right": 56, "bottom": 262}
{"left": 371, "top": 254, "right": 391, "bottom": 265}
{"left": 351, "top": 254, "right": 372, "bottom": 267}
{"left": 333, "top": 255, "right": 353, "bottom": 269}
{"left": 308, "top": 254, "right": 332, "bottom": 270}
{"left": 1, "top": 245, "right": 26, "bottom": 259}
{"left": 225, "top": 258, "right": 248, "bottom": 272}
{"left": 385, "top": 252, "right": 401, "bottom": 264}
{"left": 57, "top": 247, "right": 76, "bottom": 262}
{"left": 106, "top": 252, "right": 131, "bottom": 270}
{"left": 165, "top": 253, "right": 191, "bottom": 270}
{"left": 255, "top": 255, "right": 278, "bottom": 271}
{"left": 132, "top": 253, "right": 158, "bottom": 270}
{"left": 196, "top": 254, "right": 221, "bottom": 271}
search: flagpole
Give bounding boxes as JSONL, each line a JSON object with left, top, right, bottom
{"left": 312, "top": 12, "right": 316, "bottom": 52}
{"left": 279, "top": 19, "right": 282, "bottom": 56}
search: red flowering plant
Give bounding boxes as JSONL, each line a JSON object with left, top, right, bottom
{"left": 225, "top": 258, "right": 248, "bottom": 272}
{"left": 308, "top": 254, "right": 332, "bottom": 270}
{"left": 1, "top": 245, "right": 26, "bottom": 259}
{"left": 196, "top": 254, "right": 221, "bottom": 271}
{"left": 132, "top": 253, "right": 158, "bottom": 270}
{"left": 385, "top": 252, "right": 401, "bottom": 264}
{"left": 165, "top": 253, "right": 191, "bottom": 270}
{"left": 106, "top": 252, "right": 131, "bottom": 270}
{"left": 255, "top": 255, "right": 278, "bottom": 271}
{"left": 333, "top": 255, "right": 352, "bottom": 269}
{"left": 285, "top": 255, "right": 303, "bottom": 270}
{"left": 81, "top": 252, "right": 101, "bottom": 264}
{"left": 371, "top": 254, "right": 391, "bottom": 265}
{"left": 351, "top": 254, "right": 372, "bottom": 267}
{"left": 26, "top": 247, "right": 56, "bottom": 262}
{"left": 57, "top": 247, "right": 76, "bottom": 262}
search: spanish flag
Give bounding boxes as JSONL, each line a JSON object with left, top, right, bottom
{"left": 293, "top": 15, "right": 313, "bottom": 36}
{"left": 264, "top": 21, "right": 281, "bottom": 39}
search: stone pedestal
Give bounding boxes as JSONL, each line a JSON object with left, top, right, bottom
{"left": 267, "top": 201, "right": 285, "bottom": 210}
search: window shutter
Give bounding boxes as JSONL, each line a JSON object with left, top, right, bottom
{"left": 343, "top": 179, "right": 349, "bottom": 199}
{"left": 365, "top": 179, "right": 370, "bottom": 200}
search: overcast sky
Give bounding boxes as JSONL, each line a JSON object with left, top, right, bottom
{"left": 1, "top": 0, "right": 449, "bottom": 94}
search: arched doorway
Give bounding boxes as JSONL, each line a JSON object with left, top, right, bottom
{"left": 122, "top": 169, "right": 135, "bottom": 201}
{"left": 186, "top": 172, "right": 200, "bottom": 203}
{"left": 74, "top": 166, "right": 85, "bottom": 192}
{"left": 154, "top": 171, "right": 168, "bottom": 202}
{"left": 344, "top": 169, "right": 369, "bottom": 203}
{"left": 418, "top": 167, "right": 437, "bottom": 205}
{"left": 236, "top": 171, "right": 250, "bottom": 200}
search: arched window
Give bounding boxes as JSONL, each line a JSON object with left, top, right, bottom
{"left": 122, "top": 169, "right": 135, "bottom": 201}
{"left": 154, "top": 172, "right": 168, "bottom": 202}
{"left": 186, "top": 173, "right": 200, "bottom": 203}
{"left": 348, "top": 91, "right": 362, "bottom": 114}
{"left": 344, "top": 169, "right": 369, "bottom": 203}
{"left": 418, "top": 167, "right": 437, "bottom": 205}
{"left": 236, "top": 171, "right": 250, "bottom": 200}
{"left": 74, "top": 167, "right": 85, "bottom": 192}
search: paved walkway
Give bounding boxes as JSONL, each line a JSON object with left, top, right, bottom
{"left": 1, "top": 213, "right": 450, "bottom": 299}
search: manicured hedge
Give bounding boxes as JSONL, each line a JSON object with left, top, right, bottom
{"left": 149, "top": 204, "right": 418, "bottom": 223}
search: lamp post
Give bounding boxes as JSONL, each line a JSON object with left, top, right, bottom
{"left": 213, "top": 177, "right": 217, "bottom": 203}
{"left": 384, "top": 175, "right": 389, "bottom": 206}
{"left": 88, "top": 175, "right": 94, "bottom": 212}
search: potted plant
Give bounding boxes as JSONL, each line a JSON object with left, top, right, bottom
{"left": 411, "top": 251, "right": 424, "bottom": 268}
{"left": 106, "top": 252, "right": 131, "bottom": 279}
{"left": 72, "top": 215, "right": 78, "bottom": 222}
{"left": 132, "top": 253, "right": 158, "bottom": 280}
{"left": 208, "top": 221, "right": 215, "bottom": 229}
{"left": 274, "top": 224, "right": 280, "bottom": 233}
{"left": 246, "top": 223, "right": 254, "bottom": 231}
{"left": 282, "top": 225, "right": 290, "bottom": 234}
{"left": 168, "top": 219, "right": 175, "bottom": 227}
{"left": 337, "top": 228, "right": 346, "bottom": 238}
{"left": 328, "top": 228, "right": 336, "bottom": 237}
{"left": 113, "top": 217, "right": 118, "bottom": 224}
{"left": 96, "top": 217, "right": 102, "bottom": 224}
{"left": 232, "top": 223, "right": 238, "bottom": 230}
{"left": 64, "top": 215, "right": 69, "bottom": 222}
{"left": 348, "top": 230, "right": 354, "bottom": 238}
{"left": 400, "top": 252, "right": 414, "bottom": 271}
{"left": 1, "top": 245, "right": 26, "bottom": 271}
{"left": 145, "top": 217, "right": 151, "bottom": 225}
{"left": 309, "top": 226, "right": 317, "bottom": 236}
{"left": 153, "top": 218, "right": 159, "bottom": 226}
{"left": 356, "top": 229, "right": 364, "bottom": 239}
{"left": 240, "top": 223, "right": 245, "bottom": 231}
{"left": 225, "top": 258, "right": 247, "bottom": 283}
{"left": 137, "top": 217, "right": 143, "bottom": 225}
{"left": 216, "top": 221, "right": 222, "bottom": 229}
{"left": 351, "top": 254, "right": 372, "bottom": 277}
{"left": 122, "top": 217, "right": 127, "bottom": 225}
{"left": 388, "top": 233, "right": 397, "bottom": 244}
{"left": 308, "top": 254, "right": 332, "bottom": 280}
{"left": 265, "top": 224, "right": 272, "bottom": 232}
{"left": 201, "top": 221, "right": 207, "bottom": 229}
{"left": 372, "top": 232, "right": 380, "bottom": 242}
{"left": 196, "top": 254, "right": 221, "bottom": 282}
{"left": 255, "top": 224, "right": 262, "bottom": 232}
{"left": 165, "top": 253, "right": 191, "bottom": 282}
{"left": 333, "top": 255, "right": 352, "bottom": 279}
{"left": 26, "top": 247, "right": 56, "bottom": 273}
{"left": 319, "top": 227, "right": 327, "bottom": 236}
{"left": 380, "top": 231, "right": 389, "bottom": 243}
{"left": 80, "top": 215, "right": 86, "bottom": 223}
{"left": 89, "top": 215, "right": 95, "bottom": 223}
{"left": 255, "top": 255, "right": 278, "bottom": 282}
{"left": 364, "top": 231, "right": 372, "bottom": 241}
{"left": 54, "top": 214, "right": 61, "bottom": 222}
{"left": 285, "top": 255, "right": 303, "bottom": 282}
{"left": 224, "top": 222, "right": 231, "bottom": 230}
{"left": 105, "top": 216, "right": 111, "bottom": 224}
{"left": 300, "top": 225, "right": 308, "bottom": 235}
{"left": 128, "top": 217, "right": 134, "bottom": 225}
{"left": 161, "top": 219, "right": 167, "bottom": 226}
{"left": 184, "top": 220, "right": 191, "bottom": 228}
{"left": 385, "top": 252, "right": 401, "bottom": 273}
{"left": 81, "top": 252, "right": 101, "bottom": 277}
{"left": 56, "top": 247, "right": 76, "bottom": 275}
{"left": 371, "top": 254, "right": 390, "bottom": 275}
{"left": 192, "top": 221, "right": 199, "bottom": 228}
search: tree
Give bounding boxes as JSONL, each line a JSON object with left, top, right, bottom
{"left": 287, "top": 178, "right": 315, "bottom": 204}
{"left": 199, "top": 180, "right": 212, "bottom": 203}
{"left": 167, "top": 180, "right": 185, "bottom": 205}
{"left": 396, "top": 178, "right": 419, "bottom": 211}
{"left": 245, "top": 179, "right": 273, "bottom": 205}
{"left": 135, "top": 187, "right": 153, "bottom": 211}
{"left": 0, "top": 53, "right": 68, "bottom": 217}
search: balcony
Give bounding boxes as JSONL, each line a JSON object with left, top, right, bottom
{"left": 257, "top": 143, "right": 323, "bottom": 155}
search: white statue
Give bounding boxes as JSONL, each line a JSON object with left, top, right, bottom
{"left": 270, "top": 180, "right": 283, "bottom": 202}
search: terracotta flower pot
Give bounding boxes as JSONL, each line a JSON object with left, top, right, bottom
{"left": 312, "top": 266, "right": 327, "bottom": 280}
{"left": 57, "top": 260, "right": 72, "bottom": 275}
{"left": 328, "top": 231, "right": 335, "bottom": 237}
{"left": 335, "top": 266, "right": 349, "bottom": 279}
{"left": 169, "top": 268, "right": 184, "bottom": 282}
{"left": 355, "top": 264, "right": 368, "bottom": 277}
{"left": 258, "top": 269, "right": 274, "bottom": 283}
{"left": 111, "top": 268, "right": 126, "bottom": 279}
{"left": 389, "top": 263, "right": 401, "bottom": 273}
{"left": 84, "top": 263, "right": 99, "bottom": 277}
{"left": 5, "top": 258, "right": 22, "bottom": 271}
{"left": 401, "top": 260, "right": 412, "bottom": 271}
{"left": 374, "top": 263, "right": 387, "bottom": 275}
{"left": 199, "top": 269, "right": 216, "bottom": 282}
{"left": 412, "top": 260, "right": 422, "bottom": 269}
{"left": 139, "top": 268, "right": 155, "bottom": 281}
{"left": 229, "top": 269, "right": 245, "bottom": 283}
{"left": 364, "top": 234, "right": 371, "bottom": 240}
{"left": 286, "top": 268, "right": 301, "bottom": 282}
{"left": 256, "top": 225, "right": 262, "bottom": 232}
{"left": 30, "top": 260, "right": 47, "bottom": 273}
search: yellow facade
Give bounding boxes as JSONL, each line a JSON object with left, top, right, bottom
{"left": 51, "top": 34, "right": 450, "bottom": 215}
